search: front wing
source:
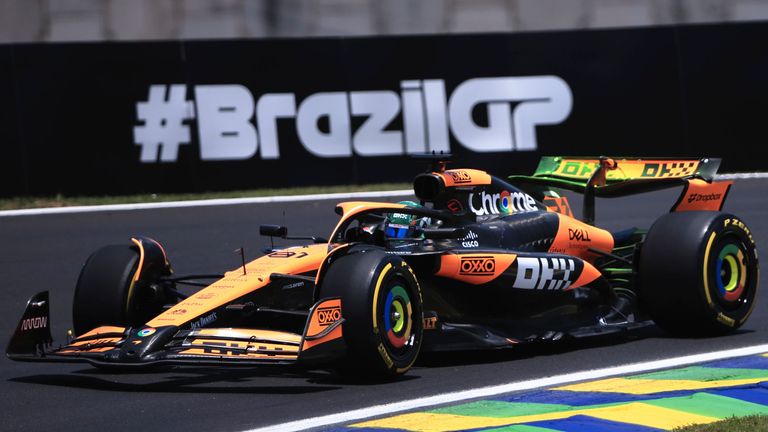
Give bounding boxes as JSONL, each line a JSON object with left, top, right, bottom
{"left": 6, "top": 292, "right": 345, "bottom": 368}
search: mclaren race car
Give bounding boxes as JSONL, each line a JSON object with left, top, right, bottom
{"left": 7, "top": 156, "right": 759, "bottom": 378}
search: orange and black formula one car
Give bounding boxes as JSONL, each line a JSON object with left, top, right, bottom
{"left": 7, "top": 156, "right": 760, "bottom": 378}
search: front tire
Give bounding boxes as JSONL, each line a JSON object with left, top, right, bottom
{"left": 73, "top": 241, "right": 170, "bottom": 335}
{"left": 318, "top": 249, "right": 423, "bottom": 379}
{"left": 639, "top": 211, "right": 758, "bottom": 336}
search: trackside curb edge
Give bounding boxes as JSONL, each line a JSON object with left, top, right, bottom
{"left": 245, "top": 344, "right": 768, "bottom": 432}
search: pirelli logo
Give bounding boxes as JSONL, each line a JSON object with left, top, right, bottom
{"left": 459, "top": 256, "right": 496, "bottom": 276}
{"left": 317, "top": 306, "right": 341, "bottom": 326}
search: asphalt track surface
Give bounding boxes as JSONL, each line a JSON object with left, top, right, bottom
{"left": 1, "top": 179, "right": 767, "bottom": 432}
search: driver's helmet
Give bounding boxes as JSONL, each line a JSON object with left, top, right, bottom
{"left": 385, "top": 201, "right": 426, "bottom": 239}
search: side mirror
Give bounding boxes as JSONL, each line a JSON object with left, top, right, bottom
{"left": 259, "top": 225, "right": 287, "bottom": 238}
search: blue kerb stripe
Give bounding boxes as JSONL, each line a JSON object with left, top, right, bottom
{"left": 704, "top": 356, "right": 768, "bottom": 370}
{"left": 491, "top": 389, "right": 698, "bottom": 406}
{"left": 325, "top": 427, "right": 401, "bottom": 432}
{"left": 524, "top": 415, "right": 665, "bottom": 432}
{"left": 710, "top": 386, "right": 768, "bottom": 406}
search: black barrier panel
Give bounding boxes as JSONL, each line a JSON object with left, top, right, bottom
{"left": 677, "top": 22, "right": 768, "bottom": 173}
{"left": 0, "top": 23, "right": 766, "bottom": 197}
{"left": 0, "top": 46, "right": 24, "bottom": 196}
{"left": 9, "top": 42, "right": 186, "bottom": 196}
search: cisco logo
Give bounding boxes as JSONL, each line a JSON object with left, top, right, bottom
{"left": 461, "top": 230, "right": 479, "bottom": 248}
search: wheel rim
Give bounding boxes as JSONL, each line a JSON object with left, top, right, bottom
{"left": 711, "top": 239, "right": 750, "bottom": 307}
{"left": 382, "top": 283, "right": 414, "bottom": 352}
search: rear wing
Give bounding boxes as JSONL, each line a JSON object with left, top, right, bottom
{"left": 508, "top": 157, "right": 731, "bottom": 224}
{"left": 509, "top": 156, "right": 721, "bottom": 197}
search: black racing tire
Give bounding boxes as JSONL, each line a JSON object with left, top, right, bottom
{"left": 73, "top": 245, "right": 166, "bottom": 335}
{"left": 639, "top": 211, "right": 758, "bottom": 336}
{"left": 318, "top": 249, "right": 423, "bottom": 379}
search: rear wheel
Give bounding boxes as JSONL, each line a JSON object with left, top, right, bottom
{"left": 73, "top": 241, "right": 170, "bottom": 335}
{"left": 318, "top": 249, "right": 423, "bottom": 379}
{"left": 639, "top": 211, "right": 758, "bottom": 336}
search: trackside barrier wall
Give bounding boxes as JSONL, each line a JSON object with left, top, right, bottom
{"left": 1, "top": 22, "right": 767, "bottom": 197}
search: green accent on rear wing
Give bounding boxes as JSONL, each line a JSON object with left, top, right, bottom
{"left": 509, "top": 156, "right": 722, "bottom": 197}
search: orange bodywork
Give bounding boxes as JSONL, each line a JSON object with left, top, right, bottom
{"left": 57, "top": 337, "right": 124, "bottom": 354}
{"left": 439, "top": 169, "right": 492, "bottom": 187}
{"left": 67, "top": 337, "right": 123, "bottom": 347}
{"left": 549, "top": 213, "right": 614, "bottom": 261}
{"left": 571, "top": 261, "right": 603, "bottom": 289}
{"left": 59, "top": 346, "right": 115, "bottom": 354}
{"left": 178, "top": 339, "right": 298, "bottom": 359}
{"left": 436, "top": 253, "right": 517, "bottom": 285}
{"left": 193, "top": 328, "right": 302, "bottom": 344}
{"left": 146, "top": 243, "right": 328, "bottom": 328}
{"left": 543, "top": 196, "right": 574, "bottom": 218}
{"left": 301, "top": 298, "right": 343, "bottom": 351}
{"left": 78, "top": 326, "right": 126, "bottom": 338}
{"left": 672, "top": 179, "right": 732, "bottom": 212}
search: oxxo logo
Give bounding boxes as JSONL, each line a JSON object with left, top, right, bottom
{"left": 469, "top": 190, "right": 538, "bottom": 216}
{"left": 459, "top": 256, "right": 496, "bottom": 275}
{"left": 133, "top": 76, "right": 572, "bottom": 163}
{"left": 317, "top": 306, "right": 341, "bottom": 326}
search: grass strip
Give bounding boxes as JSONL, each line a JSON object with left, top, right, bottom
{"left": 674, "top": 414, "right": 768, "bottom": 431}
{"left": 0, "top": 183, "right": 412, "bottom": 211}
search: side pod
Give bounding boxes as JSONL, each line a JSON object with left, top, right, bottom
{"left": 7, "top": 291, "right": 53, "bottom": 359}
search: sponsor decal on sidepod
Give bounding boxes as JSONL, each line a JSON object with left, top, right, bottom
{"left": 469, "top": 190, "right": 538, "bottom": 216}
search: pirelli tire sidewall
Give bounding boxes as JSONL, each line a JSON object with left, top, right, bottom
{"left": 319, "top": 248, "right": 423, "bottom": 378}
{"left": 639, "top": 211, "right": 759, "bottom": 336}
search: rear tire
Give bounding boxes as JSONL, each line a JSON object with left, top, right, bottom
{"left": 639, "top": 211, "right": 758, "bottom": 336}
{"left": 73, "top": 244, "right": 168, "bottom": 335}
{"left": 318, "top": 249, "right": 423, "bottom": 379}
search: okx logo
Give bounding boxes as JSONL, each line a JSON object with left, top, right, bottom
{"left": 133, "top": 76, "right": 572, "bottom": 163}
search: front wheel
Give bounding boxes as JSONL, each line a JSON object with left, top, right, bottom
{"left": 73, "top": 238, "right": 172, "bottom": 335}
{"left": 318, "top": 249, "right": 423, "bottom": 379}
{"left": 639, "top": 211, "right": 759, "bottom": 336}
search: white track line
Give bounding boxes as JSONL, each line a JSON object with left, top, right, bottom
{"left": 246, "top": 343, "right": 768, "bottom": 432}
{"left": 716, "top": 172, "right": 768, "bottom": 180}
{"left": 0, "top": 190, "right": 413, "bottom": 218}
{"left": 2, "top": 172, "right": 766, "bottom": 218}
